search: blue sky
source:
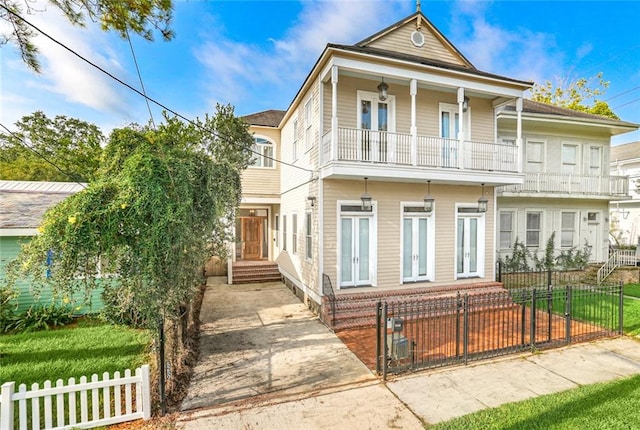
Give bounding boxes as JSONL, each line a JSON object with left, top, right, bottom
{"left": 2, "top": 0, "right": 639, "bottom": 144}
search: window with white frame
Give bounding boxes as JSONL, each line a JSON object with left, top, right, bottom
{"left": 561, "top": 212, "right": 576, "bottom": 248}
{"left": 589, "top": 146, "right": 602, "bottom": 175}
{"left": 439, "top": 103, "right": 470, "bottom": 140}
{"left": 499, "top": 211, "right": 514, "bottom": 249}
{"left": 292, "top": 213, "right": 298, "bottom": 254}
{"left": 282, "top": 215, "right": 287, "bottom": 251}
{"left": 526, "top": 140, "right": 544, "bottom": 172}
{"left": 305, "top": 212, "right": 312, "bottom": 259}
{"left": 526, "top": 212, "right": 542, "bottom": 247}
{"left": 305, "top": 99, "right": 312, "bottom": 150}
{"left": 251, "top": 137, "right": 274, "bottom": 168}
{"left": 561, "top": 144, "right": 579, "bottom": 174}
{"left": 292, "top": 119, "right": 298, "bottom": 161}
{"left": 274, "top": 214, "right": 279, "bottom": 248}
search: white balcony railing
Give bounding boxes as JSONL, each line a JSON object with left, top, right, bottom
{"left": 322, "top": 127, "right": 519, "bottom": 173}
{"left": 497, "top": 172, "right": 629, "bottom": 197}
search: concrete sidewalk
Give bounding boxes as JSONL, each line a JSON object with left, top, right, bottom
{"left": 178, "top": 280, "right": 640, "bottom": 429}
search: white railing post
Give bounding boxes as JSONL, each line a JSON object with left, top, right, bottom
{"left": 141, "top": 365, "right": 151, "bottom": 420}
{"left": 410, "top": 79, "right": 417, "bottom": 166}
{"left": 1, "top": 382, "right": 15, "bottom": 430}
{"left": 331, "top": 66, "right": 338, "bottom": 162}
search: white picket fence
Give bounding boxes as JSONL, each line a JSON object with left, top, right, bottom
{"left": 0, "top": 365, "right": 150, "bottom": 430}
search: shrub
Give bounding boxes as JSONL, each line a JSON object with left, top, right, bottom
{"left": 2, "top": 303, "right": 73, "bottom": 333}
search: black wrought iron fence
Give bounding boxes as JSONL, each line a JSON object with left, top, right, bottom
{"left": 496, "top": 261, "right": 586, "bottom": 289}
{"left": 376, "top": 283, "right": 623, "bottom": 378}
{"left": 322, "top": 273, "right": 336, "bottom": 327}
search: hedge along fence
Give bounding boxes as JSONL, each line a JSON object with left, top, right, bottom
{"left": 0, "top": 365, "right": 150, "bottom": 430}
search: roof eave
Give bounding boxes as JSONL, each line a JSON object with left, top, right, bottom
{"left": 498, "top": 110, "right": 640, "bottom": 135}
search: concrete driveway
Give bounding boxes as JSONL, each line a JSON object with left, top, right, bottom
{"left": 179, "top": 278, "right": 425, "bottom": 430}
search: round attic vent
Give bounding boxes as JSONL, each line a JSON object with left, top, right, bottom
{"left": 411, "top": 30, "right": 425, "bottom": 47}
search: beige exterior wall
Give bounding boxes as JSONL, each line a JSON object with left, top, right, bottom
{"left": 322, "top": 75, "right": 496, "bottom": 143}
{"left": 366, "top": 21, "right": 467, "bottom": 67}
{"left": 242, "top": 126, "right": 281, "bottom": 198}
{"left": 321, "top": 179, "right": 495, "bottom": 295}
{"left": 497, "top": 197, "right": 610, "bottom": 263}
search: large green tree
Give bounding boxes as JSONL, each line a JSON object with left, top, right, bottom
{"left": 0, "top": 111, "right": 104, "bottom": 182}
{"left": 0, "top": 0, "right": 174, "bottom": 72}
{"left": 6, "top": 105, "right": 253, "bottom": 329}
{"left": 529, "top": 73, "right": 619, "bottom": 119}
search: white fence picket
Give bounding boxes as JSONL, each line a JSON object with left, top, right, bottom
{"left": 68, "top": 378, "right": 76, "bottom": 426}
{"left": 0, "top": 365, "right": 150, "bottom": 430}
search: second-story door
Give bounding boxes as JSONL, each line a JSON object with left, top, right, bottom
{"left": 357, "top": 91, "right": 395, "bottom": 163}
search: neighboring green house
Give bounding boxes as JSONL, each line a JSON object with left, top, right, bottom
{"left": 0, "top": 180, "right": 103, "bottom": 313}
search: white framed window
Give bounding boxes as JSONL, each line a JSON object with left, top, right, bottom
{"left": 251, "top": 136, "right": 274, "bottom": 168}
{"left": 561, "top": 212, "right": 576, "bottom": 248}
{"left": 274, "top": 214, "right": 279, "bottom": 248}
{"left": 439, "top": 103, "right": 470, "bottom": 140}
{"left": 305, "top": 212, "right": 312, "bottom": 260}
{"left": 589, "top": 146, "right": 602, "bottom": 175}
{"left": 282, "top": 215, "right": 287, "bottom": 251}
{"left": 305, "top": 99, "right": 312, "bottom": 151}
{"left": 526, "top": 140, "right": 545, "bottom": 172}
{"left": 526, "top": 212, "right": 542, "bottom": 248}
{"left": 292, "top": 213, "right": 298, "bottom": 254}
{"left": 561, "top": 143, "right": 579, "bottom": 174}
{"left": 499, "top": 211, "right": 514, "bottom": 249}
{"left": 292, "top": 119, "right": 298, "bottom": 161}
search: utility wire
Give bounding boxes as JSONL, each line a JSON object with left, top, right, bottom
{"left": 125, "top": 28, "right": 156, "bottom": 129}
{"left": 0, "top": 122, "right": 87, "bottom": 188}
{"left": 2, "top": 6, "right": 313, "bottom": 173}
{"left": 612, "top": 98, "right": 640, "bottom": 110}
{"left": 604, "top": 86, "right": 640, "bottom": 102}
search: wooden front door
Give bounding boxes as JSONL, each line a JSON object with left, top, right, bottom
{"left": 242, "top": 217, "right": 262, "bottom": 260}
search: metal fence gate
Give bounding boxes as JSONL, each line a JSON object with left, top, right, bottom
{"left": 376, "top": 283, "right": 623, "bottom": 378}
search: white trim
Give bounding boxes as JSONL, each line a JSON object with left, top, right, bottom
{"left": 241, "top": 197, "right": 281, "bottom": 204}
{"left": 525, "top": 209, "right": 544, "bottom": 249}
{"left": 0, "top": 228, "right": 37, "bottom": 236}
{"left": 336, "top": 199, "right": 377, "bottom": 289}
{"left": 250, "top": 135, "right": 276, "bottom": 169}
{"left": 525, "top": 138, "right": 546, "bottom": 172}
{"left": 356, "top": 90, "right": 396, "bottom": 133}
{"left": 454, "top": 203, "right": 486, "bottom": 279}
{"left": 318, "top": 177, "right": 324, "bottom": 296}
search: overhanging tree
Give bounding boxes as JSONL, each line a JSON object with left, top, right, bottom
{"left": 1, "top": 0, "right": 174, "bottom": 72}
{"left": 7, "top": 105, "right": 253, "bottom": 329}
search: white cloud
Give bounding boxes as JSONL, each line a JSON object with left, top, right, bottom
{"left": 195, "top": 0, "right": 409, "bottom": 112}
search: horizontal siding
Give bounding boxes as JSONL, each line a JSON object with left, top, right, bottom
{"left": 322, "top": 180, "right": 495, "bottom": 291}
{"left": 366, "top": 21, "right": 467, "bottom": 66}
{"left": 1, "top": 236, "right": 104, "bottom": 314}
{"left": 242, "top": 126, "right": 281, "bottom": 197}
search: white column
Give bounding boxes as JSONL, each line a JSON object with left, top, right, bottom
{"left": 457, "top": 87, "right": 465, "bottom": 169}
{"left": 331, "top": 66, "right": 339, "bottom": 162}
{"left": 410, "top": 79, "right": 417, "bottom": 166}
{"left": 516, "top": 97, "right": 523, "bottom": 172}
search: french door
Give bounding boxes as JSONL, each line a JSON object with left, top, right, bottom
{"left": 341, "top": 216, "right": 371, "bottom": 287}
{"left": 403, "top": 216, "right": 430, "bottom": 282}
{"left": 358, "top": 92, "right": 395, "bottom": 162}
{"left": 456, "top": 214, "right": 484, "bottom": 278}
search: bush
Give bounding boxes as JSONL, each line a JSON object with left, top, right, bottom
{"left": 2, "top": 303, "right": 73, "bottom": 333}
{"left": 100, "top": 284, "right": 146, "bottom": 328}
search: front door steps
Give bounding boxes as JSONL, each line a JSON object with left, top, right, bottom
{"left": 232, "top": 261, "right": 282, "bottom": 284}
{"left": 321, "top": 282, "right": 506, "bottom": 331}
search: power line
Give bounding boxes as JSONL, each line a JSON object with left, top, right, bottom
{"left": 0, "top": 122, "right": 87, "bottom": 188}
{"left": 126, "top": 29, "right": 156, "bottom": 129}
{"left": 2, "top": 5, "right": 313, "bottom": 174}
{"left": 605, "top": 86, "right": 640, "bottom": 102}
{"left": 612, "top": 98, "right": 640, "bottom": 110}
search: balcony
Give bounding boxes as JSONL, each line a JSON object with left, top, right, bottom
{"left": 322, "top": 127, "right": 519, "bottom": 174}
{"left": 497, "top": 172, "right": 629, "bottom": 198}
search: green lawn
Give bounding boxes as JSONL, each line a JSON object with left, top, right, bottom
{"left": 624, "top": 283, "right": 640, "bottom": 299}
{"left": 0, "top": 318, "right": 152, "bottom": 386}
{"left": 429, "top": 373, "right": 640, "bottom": 429}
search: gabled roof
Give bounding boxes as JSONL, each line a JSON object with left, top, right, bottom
{"left": 327, "top": 43, "right": 532, "bottom": 87}
{"left": 611, "top": 141, "right": 640, "bottom": 162}
{"left": 243, "top": 110, "right": 286, "bottom": 128}
{"left": 355, "top": 11, "right": 475, "bottom": 69}
{"left": 0, "top": 181, "right": 85, "bottom": 231}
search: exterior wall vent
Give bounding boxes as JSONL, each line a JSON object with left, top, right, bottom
{"left": 411, "top": 30, "right": 425, "bottom": 47}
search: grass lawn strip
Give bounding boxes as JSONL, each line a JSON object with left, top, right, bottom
{"left": 0, "top": 318, "right": 152, "bottom": 386}
{"left": 624, "top": 283, "right": 640, "bottom": 299}
{"left": 429, "top": 374, "right": 640, "bottom": 430}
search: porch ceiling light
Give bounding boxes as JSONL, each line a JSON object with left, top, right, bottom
{"left": 478, "top": 183, "right": 488, "bottom": 213}
{"left": 462, "top": 96, "right": 470, "bottom": 112}
{"left": 424, "top": 180, "right": 434, "bottom": 212}
{"left": 361, "top": 177, "right": 372, "bottom": 211}
{"left": 377, "top": 77, "right": 389, "bottom": 101}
